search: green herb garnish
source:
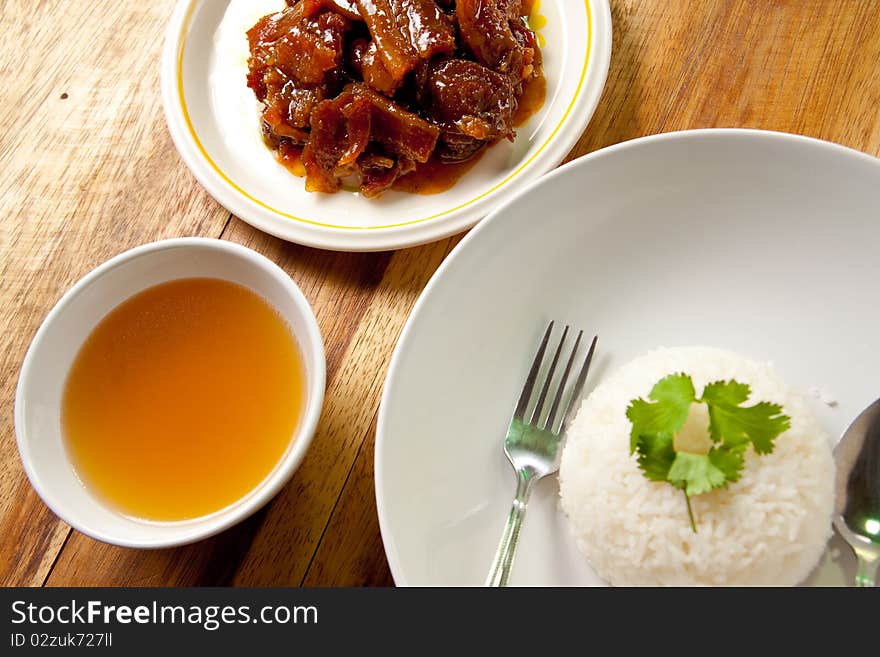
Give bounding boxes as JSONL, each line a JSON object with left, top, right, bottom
{"left": 627, "top": 374, "right": 791, "bottom": 532}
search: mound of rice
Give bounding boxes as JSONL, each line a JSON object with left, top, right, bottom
{"left": 558, "top": 347, "right": 834, "bottom": 586}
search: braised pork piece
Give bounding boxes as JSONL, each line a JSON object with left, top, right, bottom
{"left": 246, "top": 0, "right": 544, "bottom": 197}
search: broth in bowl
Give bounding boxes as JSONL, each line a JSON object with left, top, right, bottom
{"left": 62, "top": 277, "right": 305, "bottom": 522}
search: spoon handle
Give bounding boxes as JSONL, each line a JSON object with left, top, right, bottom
{"left": 855, "top": 552, "right": 878, "bottom": 587}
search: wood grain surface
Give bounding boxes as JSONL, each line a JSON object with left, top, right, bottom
{"left": 2, "top": 0, "right": 879, "bottom": 587}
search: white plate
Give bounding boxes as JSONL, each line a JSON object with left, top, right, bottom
{"left": 376, "top": 129, "right": 880, "bottom": 586}
{"left": 161, "top": 0, "right": 612, "bottom": 251}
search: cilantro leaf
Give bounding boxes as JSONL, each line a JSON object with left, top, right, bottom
{"left": 667, "top": 452, "right": 727, "bottom": 496}
{"left": 700, "top": 380, "right": 750, "bottom": 444}
{"left": 651, "top": 373, "right": 697, "bottom": 405}
{"left": 700, "top": 380, "right": 791, "bottom": 454}
{"left": 626, "top": 373, "right": 695, "bottom": 453}
{"left": 701, "top": 379, "right": 751, "bottom": 407}
{"left": 628, "top": 373, "right": 791, "bottom": 532}
{"left": 707, "top": 443, "right": 746, "bottom": 485}
{"left": 635, "top": 432, "right": 676, "bottom": 482}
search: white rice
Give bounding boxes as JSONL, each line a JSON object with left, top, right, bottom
{"left": 558, "top": 347, "right": 834, "bottom": 586}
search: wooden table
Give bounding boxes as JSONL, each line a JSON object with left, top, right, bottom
{"left": 2, "top": 0, "right": 879, "bottom": 587}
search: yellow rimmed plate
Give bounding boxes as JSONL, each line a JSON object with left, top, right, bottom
{"left": 161, "top": 0, "right": 612, "bottom": 251}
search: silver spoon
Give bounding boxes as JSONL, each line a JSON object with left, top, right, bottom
{"left": 833, "top": 397, "right": 880, "bottom": 586}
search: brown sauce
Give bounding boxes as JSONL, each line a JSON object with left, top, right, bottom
{"left": 514, "top": 71, "right": 548, "bottom": 127}
{"left": 269, "top": 72, "right": 548, "bottom": 197}
{"left": 276, "top": 142, "right": 306, "bottom": 177}
{"left": 394, "top": 69, "right": 548, "bottom": 196}
{"left": 248, "top": 1, "right": 549, "bottom": 198}
{"left": 392, "top": 151, "right": 487, "bottom": 195}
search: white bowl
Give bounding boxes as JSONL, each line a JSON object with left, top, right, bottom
{"left": 161, "top": 0, "right": 612, "bottom": 251}
{"left": 376, "top": 129, "right": 880, "bottom": 585}
{"left": 14, "top": 238, "right": 325, "bottom": 548}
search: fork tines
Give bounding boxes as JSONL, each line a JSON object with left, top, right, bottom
{"left": 514, "top": 321, "right": 597, "bottom": 434}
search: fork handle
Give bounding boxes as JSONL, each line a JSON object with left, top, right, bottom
{"left": 486, "top": 470, "right": 535, "bottom": 587}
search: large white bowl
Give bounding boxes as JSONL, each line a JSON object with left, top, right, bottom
{"left": 161, "top": 0, "right": 612, "bottom": 251}
{"left": 376, "top": 129, "right": 880, "bottom": 586}
{"left": 15, "top": 238, "right": 325, "bottom": 548}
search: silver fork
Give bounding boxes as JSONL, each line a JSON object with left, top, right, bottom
{"left": 485, "top": 321, "right": 597, "bottom": 587}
